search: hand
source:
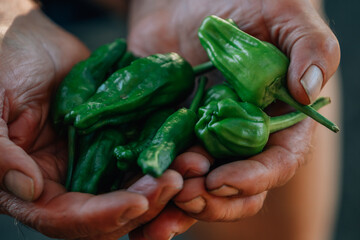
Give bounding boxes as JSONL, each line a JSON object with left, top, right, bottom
{"left": 0, "top": 2, "right": 183, "bottom": 239}
{"left": 127, "top": 0, "right": 340, "bottom": 238}
{"left": 129, "top": 0, "right": 340, "bottom": 105}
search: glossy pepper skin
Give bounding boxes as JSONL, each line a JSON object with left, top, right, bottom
{"left": 201, "top": 83, "right": 239, "bottom": 106}
{"left": 116, "top": 51, "right": 139, "bottom": 70}
{"left": 137, "top": 77, "right": 207, "bottom": 177}
{"left": 195, "top": 97, "right": 331, "bottom": 158}
{"left": 65, "top": 53, "right": 195, "bottom": 132}
{"left": 52, "top": 38, "right": 127, "bottom": 126}
{"left": 198, "top": 15, "right": 339, "bottom": 132}
{"left": 114, "top": 108, "right": 174, "bottom": 171}
{"left": 137, "top": 108, "right": 197, "bottom": 177}
{"left": 70, "top": 128, "right": 126, "bottom": 194}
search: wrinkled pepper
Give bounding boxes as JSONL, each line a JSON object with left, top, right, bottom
{"left": 198, "top": 15, "right": 339, "bottom": 132}
{"left": 65, "top": 53, "right": 195, "bottom": 133}
{"left": 195, "top": 97, "right": 331, "bottom": 158}
{"left": 114, "top": 108, "right": 174, "bottom": 171}
{"left": 137, "top": 77, "right": 207, "bottom": 177}
{"left": 116, "top": 51, "right": 139, "bottom": 70}
{"left": 52, "top": 38, "right": 127, "bottom": 126}
{"left": 70, "top": 128, "right": 126, "bottom": 194}
{"left": 51, "top": 39, "right": 126, "bottom": 189}
{"left": 201, "top": 83, "right": 240, "bottom": 106}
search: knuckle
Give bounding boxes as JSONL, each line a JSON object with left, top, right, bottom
{"left": 161, "top": 169, "right": 183, "bottom": 189}
{"left": 308, "top": 30, "right": 340, "bottom": 78}
{"left": 320, "top": 32, "right": 340, "bottom": 60}
{"left": 242, "top": 197, "right": 265, "bottom": 218}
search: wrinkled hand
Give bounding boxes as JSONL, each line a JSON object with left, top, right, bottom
{"left": 0, "top": 4, "right": 184, "bottom": 240}
{"left": 128, "top": 0, "right": 340, "bottom": 239}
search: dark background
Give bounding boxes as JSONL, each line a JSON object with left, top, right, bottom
{"left": 1, "top": 0, "right": 359, "bottom": 239}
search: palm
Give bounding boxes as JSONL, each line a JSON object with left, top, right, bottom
{"left": 0, "top": 10, "right": 99, "bottom": 237}
{"left": 127, "top": 1, "right": 324, "bottom": 235}
{"left": 128, "top": 0, "right": 315, "bottom": 158}
{"left": 1, "top": 21, "right": 83, "bottom": 182}
{"left": 0, "top": 11, "right": 186, "bottom": 240}
{"left": 130, "top": 0, "right": 281, "bottom": 65}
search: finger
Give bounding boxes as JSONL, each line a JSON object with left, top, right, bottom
{"left": 0, "top": 117, "right": 43, "bottom": 201}
{"left": 263, "top": 0, "right": 340, "bottom": 104}
{"left": 127, "top": 165, "right": 199, "bottom": 240}
{"left": 95, "top": 170, "right": 184, "bottom": 239}
{"left": 127, "top": 169, "right": 183, "bottom": 222}
{"left": 0, "top": 180, "right": 149, "bottom": 239}
{"left": 206, "top": 119, "right": 315, "bottom": 197}
{"left": 174, "top": 177, "right": 267, "bottom": 221}
{"left": 170, "top": 150, "right": 211, "bottom": 178}
{"left": 130, "top": 205, "right": 197, "bottom": 240}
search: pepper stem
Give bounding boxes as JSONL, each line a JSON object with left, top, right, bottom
{"left": 65, "top": 126, "right": 76, "bottom": 189}
{"left": 269, "top": 97, "right": 331, "bottom": 133}
{"left": 275, "top": 87, "right": 339, "bottom": 133}
{"left": 193, "top": 61, "right": 214, "bottom": 76}
{"left": 190, "top": 76, "right": 207, "bottom": 112}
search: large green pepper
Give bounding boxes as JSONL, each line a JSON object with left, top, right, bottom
{"left": 65, "top": 53, "right": 195, "bottom": 133}
{"left": 137, "top": 77, "right": 207, "bottom": 177}
{"left": 52, "top": 38, "right": 127, "bottom": 126}
{"left": 70, "top": 128, "right": 126, "bottom": 194}
{"left": 195, "top": 97, "right": 331, "bottom": 158}
{"left": 198, "top": 15, "right": 338, "bottom": 132}
{"left": 114, "top": 108, "right": 174, "bottom": 171}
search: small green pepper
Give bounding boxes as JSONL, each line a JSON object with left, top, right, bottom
{"left": 116, "top": 51, "right": 139, "bottom": 70}
{"left": 195, "top": 97, "right": 331, "bottom": 158}
{"left": 114, "top": 108, "right": 174, "bottom": 171}
{"left": 52, "top": 38, "right": 127, "bottom": 126}
{"left": 65, "top": 53, "right": 195, "bottom": 133}
{"left": 198, "top": 15, "right": 339, "bottom": 132}
{"left": 137, "top": 77, "right": 207, "bottom": 177}
{"left": 70, "top": 128, "right": 126, "bottom": 194}
{"left": 52, "top": 39, "right": 127, "bottom": 188}
{"left": 201, "top": 83, "right": 240, "bottom": 106}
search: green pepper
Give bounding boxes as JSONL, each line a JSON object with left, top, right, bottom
{"left": 75, "top": 108, "right": 157, "bottom": 135}
{"left": 198, "top": 15, "right": 339, "bottom": 133}
{"left": 52, "top": 39, "right": 127, "bottom": 188}
{"left": 195, "top": 97, "right": 331, "bottom": 158}
{"left": 201, "top": 83, "right": 240, "bottom": 106}
{"left": 65, "top": 52, "right": 195, "bottom": 133}
{"left": 116, "top": 51, "right": 139, "bottom": 70}
{"left": 114, "top": 108, "right": 174, "bottom": 171}
{"left": 52, "top": 38, "right": 127, "bottom": 126}
{"left": 70, "top": 128, "right": 126, "bottom": 194}
{"left": 137, "top": 77, "right": 207, "bottom": 177}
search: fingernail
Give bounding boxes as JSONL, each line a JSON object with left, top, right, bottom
{"left": 175, "top": 196, "right": 206, "bottom": 214}
{"left": 209, "top": 185, "right": 240, "bottom": 197}
{"left": 168, "top": 232, "right": 176, "bottom": 240}
{"left": 300, "top": 65, "right": 323, "bottom": 103}
{"left": 4, "top": 170, "right": 34, "bottom": 201}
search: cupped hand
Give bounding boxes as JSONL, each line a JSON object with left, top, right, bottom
{"left": 0, "top": 4, "right": 184, "bottom": 239}
{"left": 127, "top": 0, "right": 340, "bottom": 238}
{"left": 129, "top": 0, "right": 340, "bottom": 105}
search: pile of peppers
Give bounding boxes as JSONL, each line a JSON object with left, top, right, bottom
{"left": 52, "top": 15, "right": 339, "bottom": 194}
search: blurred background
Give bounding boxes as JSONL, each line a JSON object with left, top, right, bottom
{"left": 0, "top": 0, "right": 359, "bottom": 239}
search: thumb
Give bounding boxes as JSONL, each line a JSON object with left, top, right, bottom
{"left": 0, "top": 118, "right": 44, "bottom": 201}
{"left": 265, "top": 0, "right": 340, "bottom": 105}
